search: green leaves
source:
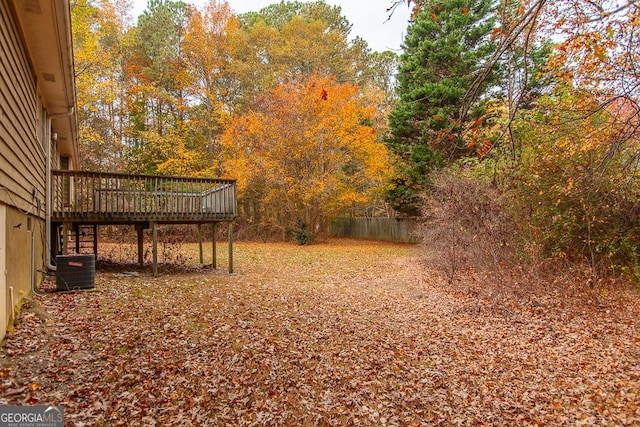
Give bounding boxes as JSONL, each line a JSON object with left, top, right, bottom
{"left": 386, "top": 0, "right": 498, "bottom": 214}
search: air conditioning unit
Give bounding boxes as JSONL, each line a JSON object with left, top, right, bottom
{"left": 55, "top": 254, "right": 95, "bottom": 291}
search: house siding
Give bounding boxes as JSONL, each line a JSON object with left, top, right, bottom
{"left": 0, "top": 0, "right": 47, "bottom": 340}
{"left": 4, "top": 207, "right": 45, "bottom": 334}
{"left": 0, "top": 0, "right": 45, "bottom": 216}
{"left": 0, "top": 205, "right": 6, "bottom": 341}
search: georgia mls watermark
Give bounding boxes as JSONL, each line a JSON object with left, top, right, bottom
{"left": 0, "top": 406, "right": 64, "bottom": 427}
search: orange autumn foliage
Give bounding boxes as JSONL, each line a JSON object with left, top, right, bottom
{"left": 221, "top": 75, "right": 391, "bottom": 239}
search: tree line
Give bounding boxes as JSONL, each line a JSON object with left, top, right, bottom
{"left": 74, "top": 0, "right": 640, "bottom": 280}
{"left": 72, "top": 0, "right": 397, "bottom": 240}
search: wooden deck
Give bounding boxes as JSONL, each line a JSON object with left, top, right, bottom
{"left": 51, "top": 170, "right": 238, "bottom": 274}
{"left": 52, "top": 170, "right": 237, "bottom": 224}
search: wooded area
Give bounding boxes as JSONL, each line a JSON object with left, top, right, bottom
{"left": 390, "top": 0, "right": 640, "bottom": 284}
{"left": 72, "top": 0, "right": 396, "bottom": 241}
{"left": 72, "top": 0, "right": 640, "bottom": 280}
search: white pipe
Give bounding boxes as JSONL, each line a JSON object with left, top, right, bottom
{"left": 31, "top": 229, "right": 35, "bottom": 290}
{"left": 31, "top": 227, "right": 42, "bottom": 295}
{"left": 9, "top": 286, "right": 14, "bottom": 321}
{"left": 45, "top": 108, "right": 74, "bottom": 272}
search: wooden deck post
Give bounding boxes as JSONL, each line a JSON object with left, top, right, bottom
{"left": 152, "top": 222, "right": 158, "bottom": 276}
{"left": 93, "top": 225, "right": 98, "bottom": 258}
{"left": 136, "top": 224, "right": 144, "bottom": 266}
{"left": 62, "top": 223, "right": 70, "bottom": 255}
{"left": 228, "top": 221, "right": 233, "bottom": 274}
{"left": 212, "top": 222, "right": 217, "bottom": 269}
{"left": 74, "top": 225, "right": 80, "bottom": 253}
{"left": 198, "top": 224, "right": 203, "bottom": 264}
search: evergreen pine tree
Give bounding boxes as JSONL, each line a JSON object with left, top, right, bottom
{"left": 386, "top": 0, "right": 498, "bottom": 216}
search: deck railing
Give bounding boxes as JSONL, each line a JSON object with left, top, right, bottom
{"left": 52, "top": 170, "right": 237, "bottom": 223}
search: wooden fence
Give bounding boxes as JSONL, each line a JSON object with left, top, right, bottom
{"left": 329, "top": 217, "right": 418, "bottom": 243}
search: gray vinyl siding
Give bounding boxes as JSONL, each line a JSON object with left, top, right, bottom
{"left": 0, "top": 1, "right": 45, "bottom": 218}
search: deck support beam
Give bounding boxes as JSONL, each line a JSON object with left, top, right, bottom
{"left": 198, "top": 224, "right": 203, "bottom": 264}
{"left": 62, "top": 223, "right": 70, "bottom": 255}
{"left": 93, "top": 225, "right": 98, "bottom": 257}
{"left": 212, "top": 222, "right": 217, "bottom": 269}
{"left": 152, "top": 222, "right": 158, "bottom": 276}
{"left": 228, "top": 221, "right": 233, "bottom": 274}
{"left": 75, "top": 225, "right": 80, "bottom": 253}
{"left": 136, "top": 224, "right": 144, "bottom": 266}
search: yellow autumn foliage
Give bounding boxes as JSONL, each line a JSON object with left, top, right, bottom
{"left": 221, "top": 75, "right": 391, "bottom": 238}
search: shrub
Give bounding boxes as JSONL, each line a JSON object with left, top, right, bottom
{"left": 509, "top": 90, "right": 640, "bottom": 281}
{"left": 417, "top": 164, "right": 515, "bottom": 283}
{"left": 293, "top": 220, "right": 314, "bottom": 246}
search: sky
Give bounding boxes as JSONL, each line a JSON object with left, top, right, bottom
{"left": 129, "top": 0, "right": 413, "bottom": 53}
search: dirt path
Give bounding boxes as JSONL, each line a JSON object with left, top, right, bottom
{"left": 1, "top": 240, "right": 639, "bottom": 425}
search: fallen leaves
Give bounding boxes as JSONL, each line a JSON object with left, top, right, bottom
{"left": 1, "top": 239, "right": 639, "bottom": 425}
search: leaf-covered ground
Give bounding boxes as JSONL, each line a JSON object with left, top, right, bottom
{"left": 1, "top": 240, "right": 639, "bottom": 426}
